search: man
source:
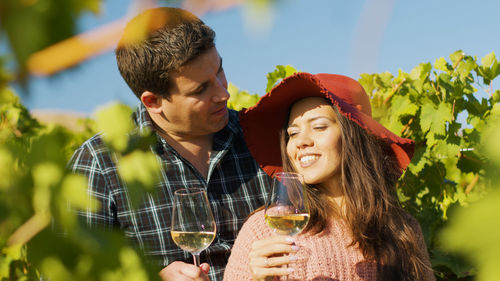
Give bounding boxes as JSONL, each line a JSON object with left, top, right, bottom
{"left": 69, "top": 7, "right": 271, "bottom": 281}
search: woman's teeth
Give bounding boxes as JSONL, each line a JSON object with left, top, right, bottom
{"left": 299, "top": 155, "right": 319, "bottom": 165}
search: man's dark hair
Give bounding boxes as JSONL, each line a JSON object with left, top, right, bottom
{"left": 116, "top": 7, "right": 216, "bottom": 99}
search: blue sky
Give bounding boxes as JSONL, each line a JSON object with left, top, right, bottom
{"left": 16, "top": 0, "right": 500, "bottom": 115}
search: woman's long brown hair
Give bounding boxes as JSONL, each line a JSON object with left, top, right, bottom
{"left": 279, "top": 102, "right": 430, "bottom": 281}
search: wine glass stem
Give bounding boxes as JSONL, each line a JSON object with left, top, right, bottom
{"left": 192, "top": 253, "right": 201, "bottom": 267}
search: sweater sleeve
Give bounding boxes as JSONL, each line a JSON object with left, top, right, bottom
{"left": 223, "top": 210, "right": 270, "bottom": 281}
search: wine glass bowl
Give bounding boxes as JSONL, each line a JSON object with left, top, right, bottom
{"left": 171, "top": 188, "right": 216, "bottom": 266}
{"left": 265, "top": 172, "right": 309, "bottom": 236}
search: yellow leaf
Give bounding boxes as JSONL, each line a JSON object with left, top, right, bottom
{"left": 118, "top": 151, "right": 160, "bottom": 190}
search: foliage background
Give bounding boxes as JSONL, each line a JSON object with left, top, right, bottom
{"left": 1, "top": 1, "right": 500, "bottom": 281}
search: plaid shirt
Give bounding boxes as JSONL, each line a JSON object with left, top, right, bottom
{"left": 69, "top": 105, "right": 271, "bottom": 280}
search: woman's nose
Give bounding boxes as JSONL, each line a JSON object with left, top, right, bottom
{"left": 295, "top": 132, "right": 314, "bottom": 148}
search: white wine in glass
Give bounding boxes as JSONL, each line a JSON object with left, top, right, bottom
{"left": 171, "top": 188, "right": 216, "bottom": 267}
{"left": 265, "top": 172, "right": 309, "bottom": 280}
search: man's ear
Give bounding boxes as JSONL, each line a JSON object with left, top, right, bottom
{"left": 141, "top": 91, "right": 163, "bottom": 114}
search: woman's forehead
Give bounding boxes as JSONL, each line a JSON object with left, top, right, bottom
{"left": 288, "top": 97, "right": 335, "bottom": 121}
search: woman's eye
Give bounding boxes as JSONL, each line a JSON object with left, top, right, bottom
{"left": 313, "top": 125, "right": 327, "bottom": 130}
{"left": 287, "top": 131, "right": 298, "bottom": 137}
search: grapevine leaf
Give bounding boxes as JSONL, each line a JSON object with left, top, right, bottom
{"left": 456, "top": 56, "right": 477, "bottom": 82}
{"left": 358, "top": 73, "right": 375, "bottom": 95}
{"left": 61, "top": 174, "right": 97, "bottom": 212}
{"left": 477, "top": 52, "right": 500, "bottom": 84}
{"left": 32, "top": 162, "right": 62, "bottom": 214}
{"left": 420, "top": 102, "right": 452, "bottom": 135}
{"left": 0, "top": 148, "right": 15, "bottom": 190}
{"left": 391, "top": 95, "right": 419, "bottom": 117}
{"left": 227, "top": 83, "right": 259, "bottom": 111}
{"left": 94, "top": 103, "right": 134, "bottom": 152}
{"left": 375, "top": 72, "right": 394, "bottom": 88}
{"left": 450, "top": 50, "right": 465, "bottom": 66}
{"left": 440, "top": 189, "right": 500, "bottom": 281}
{"left": 434, "top": 57, "right": 451, "bottom": 72}
{"left": 265, "top": 65, "right": 298, "bottom": 92}
{"left": 491, "top": 90, "right": 500, "bottom": 105}
{"left": 118, "top": 151, "right": 160, "bottom": 191}
{"left": 408, "top": 146, "right": 428, "bottom": 174}
{"left": 481, "top": 52, "right": 497, "bottom": 68}
{"left": 430, "top": 248, "right": 475, "bottom": 278}
{"left": 481, "top": 107, "right": 500, "bottom": 166}
{"left": 409, "top": 63, "right": 431, "bottom": 93}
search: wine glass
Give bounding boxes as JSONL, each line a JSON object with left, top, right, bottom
{"left": 265, "top": 172, "right": 309, "bottom": 280}
{"left": 171, "top": 188, "right": 216, "bottom": 267}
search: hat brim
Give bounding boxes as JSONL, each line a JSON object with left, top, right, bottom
{"left": 239, "top": 72, "right": 415, "bottom": 177}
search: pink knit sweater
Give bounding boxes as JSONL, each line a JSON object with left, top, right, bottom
{"left": 223, "top": 210, "right": 435, "bottom": 281}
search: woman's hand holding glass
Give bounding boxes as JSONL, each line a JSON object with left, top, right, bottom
{"left": 249, "top": 235, "right": 300, "bottom": 281}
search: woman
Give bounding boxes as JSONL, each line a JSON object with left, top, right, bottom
{"left": 223, "top": 73, "right": 434, "bottom": 281}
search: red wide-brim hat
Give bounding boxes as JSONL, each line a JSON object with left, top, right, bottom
{"left": 239, "top": 72, "right": 415, "bottom": 177}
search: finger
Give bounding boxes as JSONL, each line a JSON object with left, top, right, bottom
{"left": 250, "top": 242, "right": 300, "bottom": 259}
{"left": 179, "top": 264, "right": 208, "bottom": 279}
{"left": 264, "top": 254, "right": 299, "bottom": 267}
{"left": 252, "top": 235, "right": 295, "bottom": 248}
{"left": 159, "top": 261, "right": 208, "bottom": 281}
{"left": 252, "top": 265, "right": 295, "bottom": 280}
{"left": 159, "top": 262, "right": 196, "bottom": 281}
{"left": 199, "top": 263, "right": 210, "bottom": 274}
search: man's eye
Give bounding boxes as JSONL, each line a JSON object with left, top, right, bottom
{"left": 193, "top": 85, "right": 208, "bottom": 95}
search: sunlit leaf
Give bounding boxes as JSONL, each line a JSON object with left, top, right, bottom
{"left": 227, "top": 83, "right": 259, "bottom": 110}
{"left": 94, "top": 103, "right": 134, "bottom": 152}
{"left": 265, "top": 65, "right": 298, "bottom": 92}
{"left": 420, "top": 102, "right": 452, "bottom": 135}
{"left": 440, "top": 189, "right": 500, "bottom": 281}
{"left": 118, "top": 151, "right": 160, "bottom": 191}
{"left": 434, "top": 57, "right": 451, "bottom": 72}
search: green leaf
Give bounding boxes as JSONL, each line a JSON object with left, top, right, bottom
{"left": 227, "top": 83, "right": 260, "bottom": 111}
{"left": 118, "top": 151, "right": 160, "bottom": 191}
{"left": 440, "top": 189, "right": 500, "bottom": 281}
{"left": 375, "top": 72, "right": 394, "bottom": 89}
{"left": 420, "top": 102, "right": 452, "bottom": 135}
{"left": 477, "top": 52, "right": 500, "bottom": 84}
{"left": 450, "top": 50, "right": 465, "bottom": 66}
{"left": 456, "top": 56, "right": 477, "bottom": 82}
{"left": 40, "top": 257, "right": 72, "bottom": 281}
{"left": 408, "top": 146, "right": 428, "bottom": 174}
{"left": 481, "top": 52, "right": 497, "bottom": 68}
{"left": 434, "top": 57, "right": 451, "bottom": 72}
{"left": 0, "top": 148, "right": 15, "bottom": 190}
{"left": 0, "top": 0, "right": 101, "bottom": 79}
{"left": 409, "top": 63, "right": 431, "bottom": 92}
{"left": 481, "top": 107, "right": 500, "bottom": 166}
{"left": 358, "top": 73, "right": 375, "bottom": 95}
{"left": 265, "top": 65, "right": 298, "bottom": 92}
{"left": 491, "top": 90, "right": 500, "bottom": 105}
{"left": 94, "top": 103, "right": 134, "bottom": 152}
{"left": 32, "top": 162, "right": 62, "bottom": 214}
{"left": 61, "top": 174, "right": 97, "bottom": 212}
{"left": 390, "top": 95, "right": 419, "bottom": 117}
